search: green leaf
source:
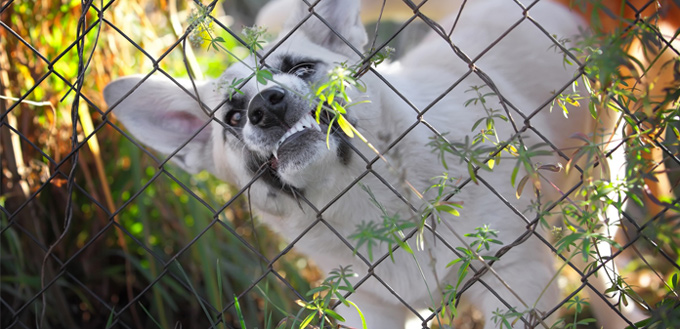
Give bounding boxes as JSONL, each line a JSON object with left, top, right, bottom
{"left": 138, "top": 303, "right": 164, "bottom": 329}
{"left": 576, "top": 318, "right": 597, "bottom": 325}
{"left": 331, "top": 101, "right": 346, "bottom": 114}
{"left": 337, "top": 115, "right": 354, "bottom": 138}
{"left": 307, "top": 286, "right": 328, "bottom": 296}
{"left": 299, "top": 313, "right": 316, "bottom": 329}
{"left": 323, "top": 308, "right": 345, "bottom": 322}
{"left": 434, "top": 203, "right": 461, "bottom": 216}
{"left": 395, "top": 238, "right": 414, "bottom": 255}
{"left": 555, "top": 233, "right": 582, "bottom": 254}
{"left": 670, "top": 273, "right": 679, "bottom": 290}
{"left": 234, "top": 295, "right": 247, "bottom": 329}
{"left": 256, "top": 69, "right": 273, "bottom": 85}
{"left": 446, "top": 257, "right": 464, "bottom": 268}
{"left": 316, "top": 83, "right": 329, "bottom": 95}
{"left": 510, "top": 163, "right": 520, "bottom": 187}
{"left": 327, "top": 92, "right": 336, "bottom": 107}
{"left": 467, "top": 162, "right": 478, "bottom": 184}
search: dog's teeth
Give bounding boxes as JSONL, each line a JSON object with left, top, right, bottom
{"left": 273, "top": 113, "right": 322, "bottom": 156}
{"left": 303, "top": 114, "right": 321, "bottom": 131}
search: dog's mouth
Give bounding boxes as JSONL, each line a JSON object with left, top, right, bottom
{"left": 271, "top": 112, "right": 322, "bottom": 161}
{"left": 266, "top": 110, "right": 341, "bottom": 171}
{"left": 247, "top": 107, "right": 352, "bottom": 198}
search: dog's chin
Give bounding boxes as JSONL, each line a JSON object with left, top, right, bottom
{"left": 270, "top": 129, "right": 339, "bottom": 188}
{"left": 244, "top": 111, "right": 352, "bottom": 193}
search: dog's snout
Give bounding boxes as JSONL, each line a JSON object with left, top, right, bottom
{"left": 264, "top": 87, "right": 286, "bottom": 105}
{"left": 248, "top": 87, "right": 287, "bottom": 127}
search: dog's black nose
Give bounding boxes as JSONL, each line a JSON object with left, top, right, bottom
{"left": 248, "top": 87, "right": 287, "bottom": 127}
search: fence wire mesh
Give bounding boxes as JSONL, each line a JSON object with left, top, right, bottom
{"left": 1, "top": 0, "right": 679, "bottom": 328}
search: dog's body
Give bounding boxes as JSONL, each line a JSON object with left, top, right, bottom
{"left": 258, "top": 0, "right": 680, "bottom": 220}
{"left": 104, "top": 0, "right": 643, "bottom": 328}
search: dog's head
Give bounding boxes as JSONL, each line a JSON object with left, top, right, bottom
{"left": 104, "top": 0, "right": 370, "bottom": 214}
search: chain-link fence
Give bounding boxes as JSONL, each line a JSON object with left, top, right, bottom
{"left": 2, "top": 0, "right": 679, "bottom": 328}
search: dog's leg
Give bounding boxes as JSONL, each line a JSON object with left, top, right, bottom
{"left": 581, "top": 140, "right": 647, "bottom": 328}
{"left": 562, "top": 121, "right": 649, "bottom": 329}
{"left": 577, "top": 243, "right": 647, "bottom": 329}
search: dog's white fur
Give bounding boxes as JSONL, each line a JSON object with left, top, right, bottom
{"left": 104, "top": 0, "right": 644, "bottom": 328}
{"left": 255, "top": 0, "right": 462, "bottom": 33}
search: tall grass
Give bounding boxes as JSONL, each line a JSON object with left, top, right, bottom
{"left": 1, "top": 1, "right": 313, "bottom": 328}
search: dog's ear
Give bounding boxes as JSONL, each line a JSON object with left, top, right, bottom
{"left": 283, "top": 0, "right": 367, "bottom": 56}
{"left": 103, "top": 75, "right": 214, "bottom": 174}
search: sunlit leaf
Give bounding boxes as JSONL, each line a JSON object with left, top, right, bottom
{"left": 337, "top": 115, "right": 354, "bottom": 138}
{"left": 300, "top": 313, "right": 316, "bottom": 329}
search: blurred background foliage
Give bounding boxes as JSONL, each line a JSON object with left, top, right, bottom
{"left": 1, "top": 0, "right": 319, "bottom": 328}
{"left": 0, "top": 0, "right": 679, "bottom": 329}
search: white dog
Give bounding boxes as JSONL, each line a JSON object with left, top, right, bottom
{"left": 104, "top": 0, "right": 643, "bottom": 328}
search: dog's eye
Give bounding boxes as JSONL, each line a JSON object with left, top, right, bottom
{"left": 288, "top": 62, "right": 316, "bottom": 79}
{"left": 225, "top": 110, "right": 244, "bottom": 127}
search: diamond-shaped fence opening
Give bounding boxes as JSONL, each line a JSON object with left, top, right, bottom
{"left": 2, "top": 0, "right": 679, "bottom": 329}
